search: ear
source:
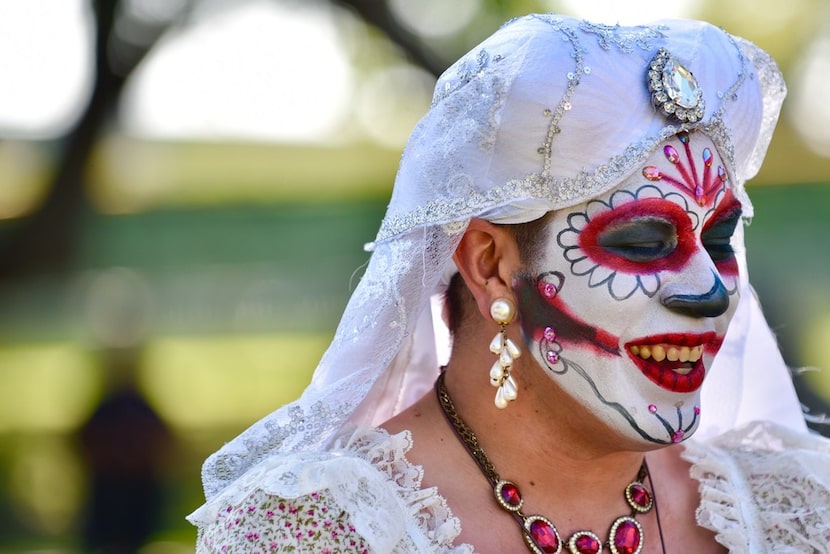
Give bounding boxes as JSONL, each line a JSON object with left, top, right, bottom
{"left": 453, "top": 218, "right": 522, "bottom": 321}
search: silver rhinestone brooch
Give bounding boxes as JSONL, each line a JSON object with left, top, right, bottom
{"left": 647, "top": 48, "right": 704, "bottom": 124}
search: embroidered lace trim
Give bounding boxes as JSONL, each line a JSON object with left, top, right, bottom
{"left": 684, "top": 421, "right": 830, "bottom": 552}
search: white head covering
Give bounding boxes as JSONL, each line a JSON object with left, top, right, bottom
{"left": 198, "top": 14, "right": 806, "bottom": 502}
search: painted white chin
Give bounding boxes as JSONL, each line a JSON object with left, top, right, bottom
{"left": 535, "top": 350, "right": 705, "bottom": 446}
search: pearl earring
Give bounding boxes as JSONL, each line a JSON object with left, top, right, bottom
{"left": 489, "top": 298, "right": 521, "bottom": 409}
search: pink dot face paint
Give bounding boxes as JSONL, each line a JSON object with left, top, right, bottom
{"left": 516, "top": 132, "right": 741, "bottom": 445}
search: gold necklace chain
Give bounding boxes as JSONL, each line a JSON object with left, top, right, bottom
{"left": 435, "top": 371, "right": 655, "bottom": 554}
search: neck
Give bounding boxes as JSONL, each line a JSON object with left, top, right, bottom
{"left": 440, "top": 326, "right": 654, "bottom": 530}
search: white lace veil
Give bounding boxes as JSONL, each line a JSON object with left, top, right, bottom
{"left": 197, "top": 14, "right": 807, "bottom": 502}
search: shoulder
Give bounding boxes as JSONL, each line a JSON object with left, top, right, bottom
{"left": 684, "top": 421, "right": 830, "bottom": 551}
{"left": 189, "top": 426, "right": 469, "bottom": 554}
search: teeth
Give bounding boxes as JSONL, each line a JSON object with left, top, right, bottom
{"left": 651, "top": 345, "right": 666, "bottom": 362}
{"left": 689, "top": 346, "right": 702, "bottom": 362}
{"left": 630, "top": 344, "right": 704, "bottom": 363}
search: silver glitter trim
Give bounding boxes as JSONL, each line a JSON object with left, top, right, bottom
{"left": 579, "top": 20, "right": 667, "bottom": 53}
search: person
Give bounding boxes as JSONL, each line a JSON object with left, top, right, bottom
{"left": 188, "top": 13, "right": 830, "bottom": 553}
{"left": 79, "top": 345, "right": 173, "bottom": 553}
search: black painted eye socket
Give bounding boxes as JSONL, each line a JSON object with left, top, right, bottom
{"left": 701, "top": 215, "right": 740, "bottom": 262}
{"left": 597, "top": 218, "right": 678, "bottom": 262}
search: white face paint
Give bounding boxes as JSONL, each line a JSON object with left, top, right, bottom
{"left": 516, "top": 132, "right": 742, "bottom": 445}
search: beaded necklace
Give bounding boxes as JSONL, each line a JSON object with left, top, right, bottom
{"left": 435, "top": 372, "right": 663, "bottom": 554}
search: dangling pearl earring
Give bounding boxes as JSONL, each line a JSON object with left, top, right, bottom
{"left": 488, "top": 298, "right": 521, "bottom": 409}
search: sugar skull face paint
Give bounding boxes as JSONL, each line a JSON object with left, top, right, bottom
{"left": 516, "top": 133, "right": 741, "bottom": 445}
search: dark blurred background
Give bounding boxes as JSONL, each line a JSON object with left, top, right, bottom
{"left": 0, "top": 0, "right": 828, "bottom": 552}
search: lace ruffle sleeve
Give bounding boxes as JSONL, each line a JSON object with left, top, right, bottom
{"left": 684, "top": 421, "right": 830, "bottom": 552}
{"left": 189, "top": 427, "right": 472, "bottom": 553}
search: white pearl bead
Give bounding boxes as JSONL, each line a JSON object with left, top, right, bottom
{"left": 490, "top": 298, "right": 515, "bottom": 325}
{"left": 489, "top": 333, "right": 503, "bottom": 354}
{"left": 499, "top": 347, "right": 513, "bottom": 368}
{"left": 505, "top": 338, "right": 521, "bottom": 359}
{"left": 494, "top": 387, "right": 509, "bottom": 409}
{"left": 490, "top": 361, "right": 504, "bottom": 386}
{"left": 502, "top": 376, "right": 518, "bottom": 401}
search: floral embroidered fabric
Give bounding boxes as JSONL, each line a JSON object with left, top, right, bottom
{"left": 198, "top": 490, "right": 371, "bottom": 553}
{"left": 191, "top": 423, "right": 830, "bottom": 553}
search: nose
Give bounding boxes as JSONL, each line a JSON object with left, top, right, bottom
{"left": 661, "top": 269, "right": 729, "bottom": 317}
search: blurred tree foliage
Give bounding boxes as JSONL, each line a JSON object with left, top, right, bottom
{"left": 0, "top": 0, "right": 476, "bottom": 287}
{"left": 0, "top": 0, "right": 827, "bottom": 288}
{"left": 0, "top": 0, "right": 173, "bottom": 284}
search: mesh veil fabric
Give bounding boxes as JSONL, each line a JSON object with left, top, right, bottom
{"left": 196, "top": 14, "right": 806, "bottom": 504}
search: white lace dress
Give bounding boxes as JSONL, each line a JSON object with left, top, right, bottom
{"left": 188, "top": 422, "right": 830, "bottom": 553}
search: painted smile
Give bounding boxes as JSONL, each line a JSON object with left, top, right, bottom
{"left": 625, "top": 332, "right": 721, "bottom": 393}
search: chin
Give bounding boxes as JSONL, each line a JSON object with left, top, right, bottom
{"left": 607, "top": 393, "right": 703, "bottom": 446}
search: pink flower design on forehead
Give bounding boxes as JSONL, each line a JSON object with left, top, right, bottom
{"left": 642, "top": 131, "right": 727, "bottom": 207}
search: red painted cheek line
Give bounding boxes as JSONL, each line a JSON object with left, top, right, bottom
{"left": 515, "top": 277, "right": 620, "bottom": 357}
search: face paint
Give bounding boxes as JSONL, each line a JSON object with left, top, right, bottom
{"left": 642, "top": 130, "right": 728, "bottom": 207}
{"left": 516, "top": 133, "right": 740, "bottom": 445}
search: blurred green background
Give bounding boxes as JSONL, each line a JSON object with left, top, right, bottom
{"left": 0, "top": 0, "right": 828, "bottom": 552}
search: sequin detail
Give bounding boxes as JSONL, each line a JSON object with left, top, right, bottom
{"left": 531, "top": 17, "right": 586, "bottom": 176}
{"left": 203, "top": 401, "right": 351, "bottom": 499}
{"left": 375, "top": 124, "right": 712, "bottom": 243}
{"left": 579, "top": 20, "right": 667, "bottom": 53}
{"left": 433, "top": 49, "right": 504, "bottom": 107}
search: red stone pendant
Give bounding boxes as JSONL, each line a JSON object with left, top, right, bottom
{"left": 567, "top": 531, "right": 602, "bottom": 554}
{"left": 609, "top": 516, "right": 643, "bottom": 554}
{"left": 624, "top": 481, "right": 653, "bottom": 513}
{"left": 523, "top": 515, "right": 562, "bottom": 554}
{"left": 495, "top": 480, "right": 524, "bottom": 512}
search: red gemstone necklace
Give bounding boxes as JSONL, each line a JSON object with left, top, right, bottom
{"left": 435, "top": 372, "right": 662, "bottom": 554}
